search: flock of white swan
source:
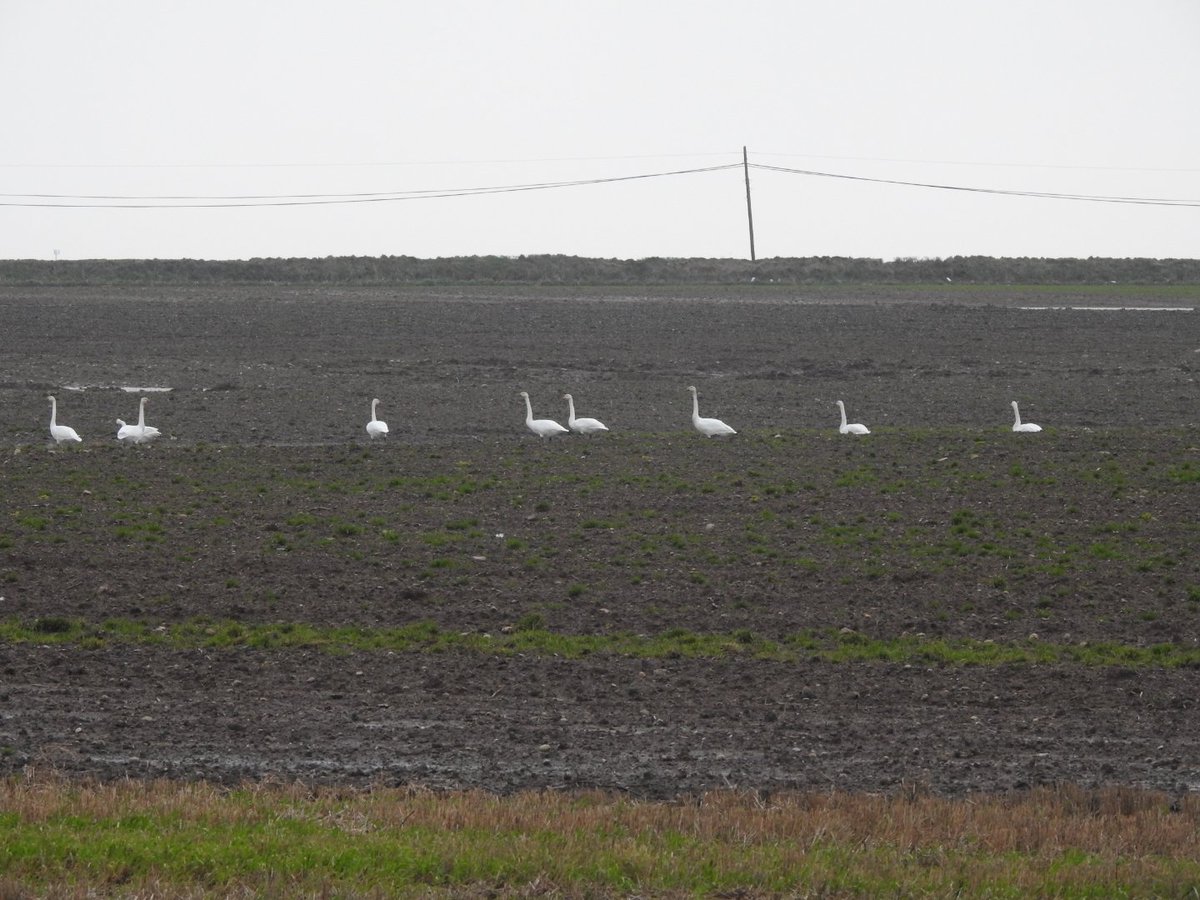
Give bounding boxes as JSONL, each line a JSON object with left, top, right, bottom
{"left": 43, "top": 389, "right": 1044, "bottom": 445}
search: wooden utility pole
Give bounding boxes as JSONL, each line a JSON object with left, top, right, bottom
{"left": 743, "top": 146, "right": 756, "bottom": 262}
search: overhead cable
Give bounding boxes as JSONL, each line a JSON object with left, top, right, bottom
{"left": 0, "top": 151, "right": 738, "bottom": 170}
{"left": 750, "top": 163, "right": 1200, "bottom": 208}
{"left": 752, "top": 152, "right": 1200, "bottom": 174}
{"left": 0, "top": 164, "right": 740, "bottom": 208}
{"left": 4, "top": 158, "right": 1198, "bottom": 210}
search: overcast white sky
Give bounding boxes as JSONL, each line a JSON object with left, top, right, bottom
{"left": 2, "top": 1, "right": 1198, "bottom": 261}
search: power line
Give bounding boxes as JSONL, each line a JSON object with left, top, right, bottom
{"left": 752, "top": 151, "right": 1200, "bottom": 175}
{"left": 0, "top": 164, "right": 741, "bottom": 208}
{"left": 7, "top": 149, "right": 1194, "bottom": 174}
{"left": 0, "top": 151, "right": 739, "bottom": 171}
{"left": 751, "top": 163, "right": 1200, "bottom": 208}
{"left": 3, "top": 156, "right": 1198, "bottom": 210}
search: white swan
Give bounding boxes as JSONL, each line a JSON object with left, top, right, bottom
{"left": 47, "top": 395, "right": 82, "bottom": 444}
{"left": 366, "top": 398, "right": 389, "bottom": 438}
{"left": 520, "top": 391, "right": 568, "bottom": 437}
{"left": 117, "top": 397, "right": 160, "bottom": 443}
{"left": 1011, "top": 400, "right": 1042, "bottom": 433}
{"left": 688, "top": 385, "right": 736, "bottom": 436}
{"left": 836, "top": 400, "right": 870, "bottom": 435}
{"left": 562, "top": 393, "right": 608, "bottom": 435}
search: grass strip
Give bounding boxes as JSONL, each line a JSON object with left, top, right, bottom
{"left": 0, "top": 777, "right": 1197, "bottom": 897}
{"left": 4, "top": 616, "right": 1200, "bottom": 668}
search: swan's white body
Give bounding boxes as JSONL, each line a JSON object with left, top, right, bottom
{"left": 366, "top": 398, "right": 389, "bottom": 438}
{"left": 47, "top": 395, "right": 81, "bottom": 444}
{"left": 837, "top": 400, "right": 870, "bottom": 435}
{"left": 520, "top": 391, "right": 568, "bottom": 437}
{"left": 563, "top": 393, "right": 608, "bottom": 434}
{"left": 688, "top": 385, "right": 736, "bottom": 436}
{"left": 1011, "top": 400, "right": 1042, "bottom": 433}
{"left": 117, "top": 397, "right": 160, "bottom": 443}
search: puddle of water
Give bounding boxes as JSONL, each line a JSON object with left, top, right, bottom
{"left": 60, "top": 384, "right": 174, "bottom": 392}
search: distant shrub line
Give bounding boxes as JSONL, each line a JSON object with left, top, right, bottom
{"left": 3, "top": 254, "right": 1200, "bottom": 285}
{"left": 8, "top": 617, "right": 1200, "bottom": 668}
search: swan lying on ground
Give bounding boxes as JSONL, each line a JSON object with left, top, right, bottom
{"left": 562, "top": 393, "right": 608, "bottom": 434}
{"left": 1011, "top": 400, "right": 1042, "bottom": 433}
{"left": 688, "top": 385, "right": 736, "bottom": 436}
{"left": 366, "top": 398, "right": 389, "bottom": 438}
{"left": 520, "top": 391, "right": 568, "bottom": 437}
{"left": 48, "top": 395, "right": 81, "bottom": 444}
{"left": 117, "top": 397, "right": 161, "bottom": 443}
{"left": 837, "top": 400, "right": 870, "bottom": 435}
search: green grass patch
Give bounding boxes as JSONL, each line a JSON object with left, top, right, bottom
{"left": 2, "top": 617, "right": 1199, "bottom": 668}
{"left": 0, "top": 778, "right": 1197, "bottom": 897}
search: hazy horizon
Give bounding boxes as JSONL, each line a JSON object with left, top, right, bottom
{"left": 3, "top": 2, "right": 1197, "bottom": 262}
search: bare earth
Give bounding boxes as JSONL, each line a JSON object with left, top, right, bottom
{"left": 1, "top": 283, "right": 1198, "bottom": 797}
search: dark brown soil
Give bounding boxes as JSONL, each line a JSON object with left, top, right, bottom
{"left": 1, "top": 283, "right": 1198, "bottom": 797}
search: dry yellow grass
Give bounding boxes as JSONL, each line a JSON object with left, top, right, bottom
{"left": 1, "top": 773, "right": 1198, "bottom": 897}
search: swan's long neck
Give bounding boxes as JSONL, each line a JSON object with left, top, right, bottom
{"left": 690, "top": 390, "right": 700, "bottom": 421}
{"left": 567, "top": 396, "right": 576, "bottom": 420}
{"left": 137, "top": 397, "right": 146, "bottom": 427}
{"left": 838, "top": 402, "right": 848, "bottom": 427}
{"left": 371, "top": 398, "right": 379, "bottom": 419}
{"left": 523, "top": 394, "right": 534, "bottom": 423}
{"left": 1012, "top": 402, "right": 1021, "bottom": 426}
{"left": 49, "top": 397, "right": 57, "bottom": 427}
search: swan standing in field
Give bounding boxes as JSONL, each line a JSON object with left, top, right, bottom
{"left": 366, "top": 398, "right": 389, "bottom": 438}
{"left": 1011, "top": 400, "right": 1042, "bottom": 433}
{"left": 520, "top": 391, "right": 568, "bottom": 437}
{"left": 116, "top": 397, "right": 161, "bottom": 443}
{"left": 562, "top": 393, "right": 608, "bottom": 435}
{"left": 688, "top": 385, "right": 736, "bottom": 436}
{"left": 47, "top": 395, "right": 82, "bottom": 444}
{"left": 836, "top": 400, "right": 870, "bottom": 435}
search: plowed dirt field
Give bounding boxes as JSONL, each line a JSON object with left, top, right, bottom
{"left": 1, "top": 283, "right": 1197, "bottom": 797}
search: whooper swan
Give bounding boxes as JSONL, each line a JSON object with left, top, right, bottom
{"left": 520, "top": 391, "right": 568, "bottom": 437}
{"left": 688, "top": 385, "right": 736, "bottom": 437}
{"left": 1011, "top": 400, "right": 1042, "bottom": 433}
{"left": 366, "top": 398, "right": 389, "bottom": 439}
{"left": 48, "top": 395, "right": 82, "bottom": 444}
{"left": 562, "top": 393, "right": 608, "bottom": 435}
{"left": 837, "top": 400, "right": 870, "bottom": 435}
